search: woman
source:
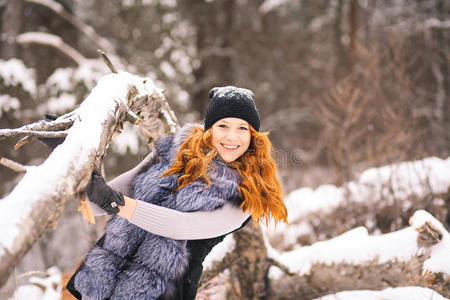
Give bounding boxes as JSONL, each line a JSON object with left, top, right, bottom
{"left": 66, "top": 86, "right": 288, "bottom": 300}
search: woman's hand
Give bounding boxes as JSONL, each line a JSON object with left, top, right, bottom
{"left": 37, "top": 114, "right": 66, "bottom": 150}
{"left": 86, "top": 169, "right": 125, "bottom": 215}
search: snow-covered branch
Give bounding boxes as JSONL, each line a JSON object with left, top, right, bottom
{"left": 267, "top": 210, "right": 450, "bottom": 298}
{"left": 16, "top": 32, "right": 87, "bottom": 65}
{"left": 0, "top": 71, "right": 161, "bottom": 288}
{"left": 424, "top": 18, "right": 450, "bottom": 30}
{"left": 0, "top": 157, "right": 28, "bottom": 173}
{"left": 267, "top": 157, "right": 450, "bottom": 251}
{"left": 0, "top": 129, "right": 68, "bottom": 140}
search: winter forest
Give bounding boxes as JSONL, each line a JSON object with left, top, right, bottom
{"left": 0, "top": 0, "right": 449, "bottom": 299}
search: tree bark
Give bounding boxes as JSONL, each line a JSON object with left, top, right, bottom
{"left": 1, "top": 0, "right": 24, "bottom": 59}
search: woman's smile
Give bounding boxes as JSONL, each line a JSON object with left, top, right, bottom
{"left": 221, "top": 143, "right": 239, "bottom": 150}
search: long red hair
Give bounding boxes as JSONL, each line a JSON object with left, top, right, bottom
{"left": 162, "top": 125, "right": 288, "bottom": 225}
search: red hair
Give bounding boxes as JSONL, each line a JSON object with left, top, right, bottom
{"left": 162, "top": 126, "right": 287, "bottom": 225}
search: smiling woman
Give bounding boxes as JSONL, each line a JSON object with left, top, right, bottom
{"left": 66, "top": 86, "right": 287, "bottom": 300}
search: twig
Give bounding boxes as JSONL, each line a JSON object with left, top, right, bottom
{"left": 13, "top": 113, "right": 76, "bottom": 149}
{"left": 266, "top": 257, "right": 296, "bottom": 276}
{"left": 0, "top": 157, "right": 28, "bottom": 173}
{"left": 0, "top": 129, "right": 68, "bottom": 140}
{"left": 97, "top": 49, "right": 118, "bottom": 73}
{"left": 16, "top": 270, "right": 48, "bottom": 279}
{"left": 14, "top": 136, "right": 33, "bottom": 150}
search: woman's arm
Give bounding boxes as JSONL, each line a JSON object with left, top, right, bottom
{"left": 108, "top": 196, "right": 250, "bottom": 240}
{"left": 89, "top": 150, "right": 250, "bottom": 240}
{"left": 126, "top": 199, "right": 250, "bottom": 240}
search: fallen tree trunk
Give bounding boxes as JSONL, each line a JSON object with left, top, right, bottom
{"left": 266, "top": 210, "right": 450, "bottom": 299}
{"left": 0, "top": 71, "right": 165, "bottom": 288}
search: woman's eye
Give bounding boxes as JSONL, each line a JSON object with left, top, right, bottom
{"left": 217, "top": 124, "right": 227, "bottom": 128}
{"left": 240, "top": 127, "right": 249, "bottom": 130}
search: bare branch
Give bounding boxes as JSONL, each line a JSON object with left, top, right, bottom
{"left": 266, "top": 257, "right": 295, "bottom": 276}
{"left": 0, "top": 157, "right": 28, "bottom": 173}
{"left": 14, "top": 136, "right": 33, "bottom": 150}
{"left": 0, "top": 117, "right": 73, "bottom": 141}
{"left": 25, "top": 0, "right": 117, "bottom": 56}
{"left": 97, "top": 49, "right": 118, "bottom": 73}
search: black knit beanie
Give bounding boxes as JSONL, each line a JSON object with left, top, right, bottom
{"left": 203, "top": 86, "right": 260, "bottom": 132}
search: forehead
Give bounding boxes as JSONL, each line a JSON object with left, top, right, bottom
{"left": 216, "top": 117, "right": 249, "bottom": 126}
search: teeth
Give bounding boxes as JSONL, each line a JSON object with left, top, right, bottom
{"left": 223, "top": 144, "right": 238, "bottom": 149}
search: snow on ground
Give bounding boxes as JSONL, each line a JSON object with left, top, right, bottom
{"left": 411, "top": 210, "right": 450, "bottom": 276}
{"left": 9, "top": 267, "right": 62, "bottom": 300}
{"left": 315, "top": 286, "right": 449, "bottom": 300}
{"left": 203, "top": 234, "right": 235, "bottom": 270}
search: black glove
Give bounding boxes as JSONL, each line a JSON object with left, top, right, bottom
{"left": 86, "top": 168, "right": 125, "bottom": 215}
{"left": 37, "top": 114, "right": 66, "bottom": 151}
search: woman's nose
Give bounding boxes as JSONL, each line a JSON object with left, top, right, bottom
{"left": 224, "top": 130, "right": 239, "bottom": 142}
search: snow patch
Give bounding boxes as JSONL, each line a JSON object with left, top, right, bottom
{"left": 0, "top": 58, "right": 36, "bottom": 95}
{"left": 203, "top": 235, "right": 235, "bottom": 270}
{"left": 316, "top": 286, "right": 449, "bottom": 300}
{"left": 0, "top": 95, "right": 20, "bottom": 117}
{"left": 410, "top": 210, "right": 450, "bottom": 277}
{"left": 111, "top": 122, "right": 141, "bottom": 155}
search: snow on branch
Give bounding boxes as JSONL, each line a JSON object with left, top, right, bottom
{"left": 267, "top": 157, "right": 450, "bottom": 250}
{"left": 0, "top": 71, "right": 161, "bottom": 288}
{"left": 267, "top": 210, "right": 450, "bottom": 298}
{"left": 0, "top": 112, "right": 73, "bottom": 141}
{"left": 424, "top": 18, "right": 450, "bottom": 30}
{"left": 0, "top": 129, "right": 68, "bottom": 140}
{"left": 0, "top": 157, "right": 28, "bottom": 173}
{"left": 17, "top": 32, "right": 87, "bottom": 65}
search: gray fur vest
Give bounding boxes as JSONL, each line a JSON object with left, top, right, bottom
{"left": 73, "top": 124, "right": 241, "bottom": 300}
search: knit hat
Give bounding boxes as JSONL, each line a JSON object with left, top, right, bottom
{"left": 203, "top": 86, "right": 260, "bottom": 131}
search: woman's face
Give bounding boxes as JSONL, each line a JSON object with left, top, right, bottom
{"left": 210, "top": 117, "right": 251, "bottom": 162}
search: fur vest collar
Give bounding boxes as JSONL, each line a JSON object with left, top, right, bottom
{"left": 74, "top": 124, "right": 242, "bottom": 300}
